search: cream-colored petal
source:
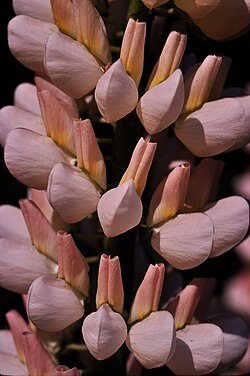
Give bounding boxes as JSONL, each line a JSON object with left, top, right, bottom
{"left": 73, "top": 0, "right": 111, "bottom": 65}
{"left": 4, "top": 128, "right": 70, "bottom": 190}
{"left": 82, "top": 304, "right": 127, "bottom": 360}
{"left": 167, "top": 323, "right": 223, "bottom": 375}
{"left": 147, "top": 163, "right": 190, "bottom": 227}
{"left": 14, "top": 82, "right": 41, "bottom": 115}
{"left": 0, "top": 353, "right": 28, "bottom": 376}
{"left": 27, "top": 276, "right": 84, "bottom": 332}
{"left": 19, "top": 199, "right": 58, "bottom": 262}
{"left": 208, "top": 313, "right": 249, "bottom": 374}
{"left": 22, "top": 331, "right": 56, "bottom": 376}
{"left": 97, "top": 179, "right": 143, "bottom": 237}
{"left": 136, "top": 69, "right": 184, "bottom": 135}
{"left": 95, "top": 59, "right": 138, "bottom": 123}
{"left": 204, "top": 196, "right": 249, "bottom": 257}
{"left": 0, "top": 105, "right": 45, "bottom": 147}
{"left": 174, "top": 97, "right": 245, "bottom": 157}
{"left": 50, "top": 0, "right": 76, "bottom": 38}
{"left": 0, "top": 205, "right": 30, "bottom": 242}
{"left": 45, "top": 31, "right": 103, "bottom": 98}
{"left": 8, "top": 15, "right": 58, "bottom": 76}
{"left": 151, "top": 212, "right": 213, "bottom": 269}
{"left": 126, "top": 311, "right": 176, "bottom": 369}
{"left": 0, "top": 239, "right": 57, "bottom": 294}
{"left": 13, "top": 0, "right": 54, "bottom": 22}
{"left": 57, "top": 231, "right": 90, "bottom": 297}
{"left": 48, "top": 162, "right": 100, "bottom": 223}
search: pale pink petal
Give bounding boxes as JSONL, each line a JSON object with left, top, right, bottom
{"left": 19, "top": 199, "right": 58, "bottom": 262}
{"left": 97, "top": 179, "right": 143, "bottom": 237}
{"left": 4, "top": 128, "right": 71, "bottom": 189}
{"left": 0, "top": 352, "right": 28, "bottom": 376}
{"left": 6, "top": 310, "right": 30, "bottom": 363}
{"left": 22, "top": 331, "right": 56, "bottom": 376}
{"left": 0, "top": 330, "right": 17, "bottom": 355}
{"left": 151, "top": 212, "right": 213, "bottom": 269}
{"left": 73, "top": 0, "right": 111, "bottom": 65}
{"left": 48, "top": 162, "right": 100, "bottom": 223}
{"left": 0, "top": 239, "right": 57, "bottom": 293}
{"left": 27, "top": 276, "right": 84, "bottom": 332}
{"left": 174, "top": 97, "right": 246, "bottom": 157}
{"left": 57, "top": 231, "right": 90, "bottom": 297}
{"left": 13, "top": 0, "right": 54, "bottom": 22}
{"left": 14, "top": 82, "right": 41, "bottom": 115}
{"left": 147, "top": 163, "right": 190, "bottom": 227}
{"left": 229, "top": 96, "right": 250, "bottom": 151}
{"left": 8, "top": 15, "right": 58, "bottom": 76}
{"left": 0, "top": 205, "right": 30, "bottom": 242}
{"left": 45, "top": 32, "right": 103, "bottom": 98}
{"left": 0, "top": 105, "right": 45, "bottom": 147}
{"left": 74, "top": 119, "right": 107, "bottom": 190}
{"left": 167, "top": 323, "right": 223, "bottom": 375}
{"left": 55, "top": 365, "right": 81, "bottom": 376}
{"left": 126, "top": 311, "right": 176, "bottom": 369}
{"left": 204, "top": 196, "right": 249, "bottom": 257}
{"left": 136, "top": 69, "right": 184, "bottom": 135}
{"left": 128, "top": 264, "right": 165, "bottom": 324}
{"left": 96, "top": 254, "right": 124, "bottom": 314}
{"left": 208, "top": 313, "right": 249, "bottom": 373}
{"left": 82, "top": 304, "right": 127, "bottom": 360}
{"left": 95, "top": 59, "right": 138, "bottom": 123}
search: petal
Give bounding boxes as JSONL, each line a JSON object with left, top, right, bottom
{"left": 50, "top": 0, "right": 76, "bottom": 38}
{"left": 4, "top": 128, "right": 71, "bottom": 190}
{"left": 151, "top": 212, "right": 213, "bottom": 270}
{"left": 73, "top": 0, "right": 111, "bottom": 65}
{"left": 27, "top": 276, "right": 84, "bottom": 332}
{"left": 57, "top": 231, "right": 90, "bottom": 297}
{"left": 74, "top": 119, "right": 107, "bottom": 190}
{"left": 128, "top": 264, "right": 165, "bottom": 324}
{"left": 45, "top": 31, "right": 103, "bottom": 98}
{"left": 8, "top": 15, "right": 58, "bottom": 76}
{"left": 0, "top": 330, "right": 17, "bottom": 355}
{"left": 126, "top": 311, "right": 176, "bottom": 369}
{"left": 204, "top": 196, "right": 250, "bottom": 257}
{"left": 0, "top": 239, "right": 57, "bottom": 294}
{"left": 14, "top": 82, "right": 41, "bottom": 115}
{"left": 82, "top": 304, "right": 127, "bottom": 360}
{"left": 0, "top": 105, "right": 45, "bottom": 147}
{"left": 47, "top": 162, "right": 100, "bottom": 223}
{"left": 174, "top": 0, "right": 220, "bottom": 19}
{"left": 97, "top": 179, "right": 143, "bottom": 237}
{"left": 167, "top": 323, "right": 223, "bottom": 375}
{"left": 174, "top": 97, "right": 246, "bottom": 157}
{"left": 95, "top": 59, "right": 138, "bottom": 123}
{"left": 19, "top": 199, "right": 58, "bottom": 262}
{"left": 22, "top": 331, "right": 56, "bottom": 376}
{"left": 13, "top": 0, "right": 54, "bottom": 22}
{"left": 0, "top": 352, "right": 28, "bottom": 376}
{"left": 55, "top": 365, "right": 81, "bottom": 376}
{"left": 147, "top": 163, "right": 190, "bottom": 227}
{"left": 229, "top": 96, "right": 250, "bottom": 151}
{"left": 0, "top": 205, "right": 30, "bottom": 242}
{"left": 136, "top": 69, "right": 184, "bottom": 135}
{"left": 208, "top": 313, "right": 249, "bottom": 373}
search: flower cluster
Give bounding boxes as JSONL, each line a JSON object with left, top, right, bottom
{"left": 1, "top": 0, "right": 250, "bottom": 375}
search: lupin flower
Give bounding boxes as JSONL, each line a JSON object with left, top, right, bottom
{"left": 27, "top": 231, "right": 90, "bottom": 332}
{"left": 82, "top": 254, "right": 127, "bottom": 360}
{"left": 136, "top": 30, "right": 186, "bottom": 134}
{"left": 97, "top": 137, "right": 157, "bottom": 237}
{"left": 149, "top": 158, "right": 250, "bottom": 269}
{"left": 95, "top": 17, "right": 146, "bottom": 123}
{"left": 164, "top": 278, "right": 249, "bottom": 375}
{"left": 174, "top": 0, "right": 250, "bottom": 41}
{"left": 0, "top": 198, "right": 58, "bottom": 293}
{"left": 126, "top": 263, "right": 176, "bottom": 369}
{"left": 8, "top": 0, "right": 111, "bottom": 98}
